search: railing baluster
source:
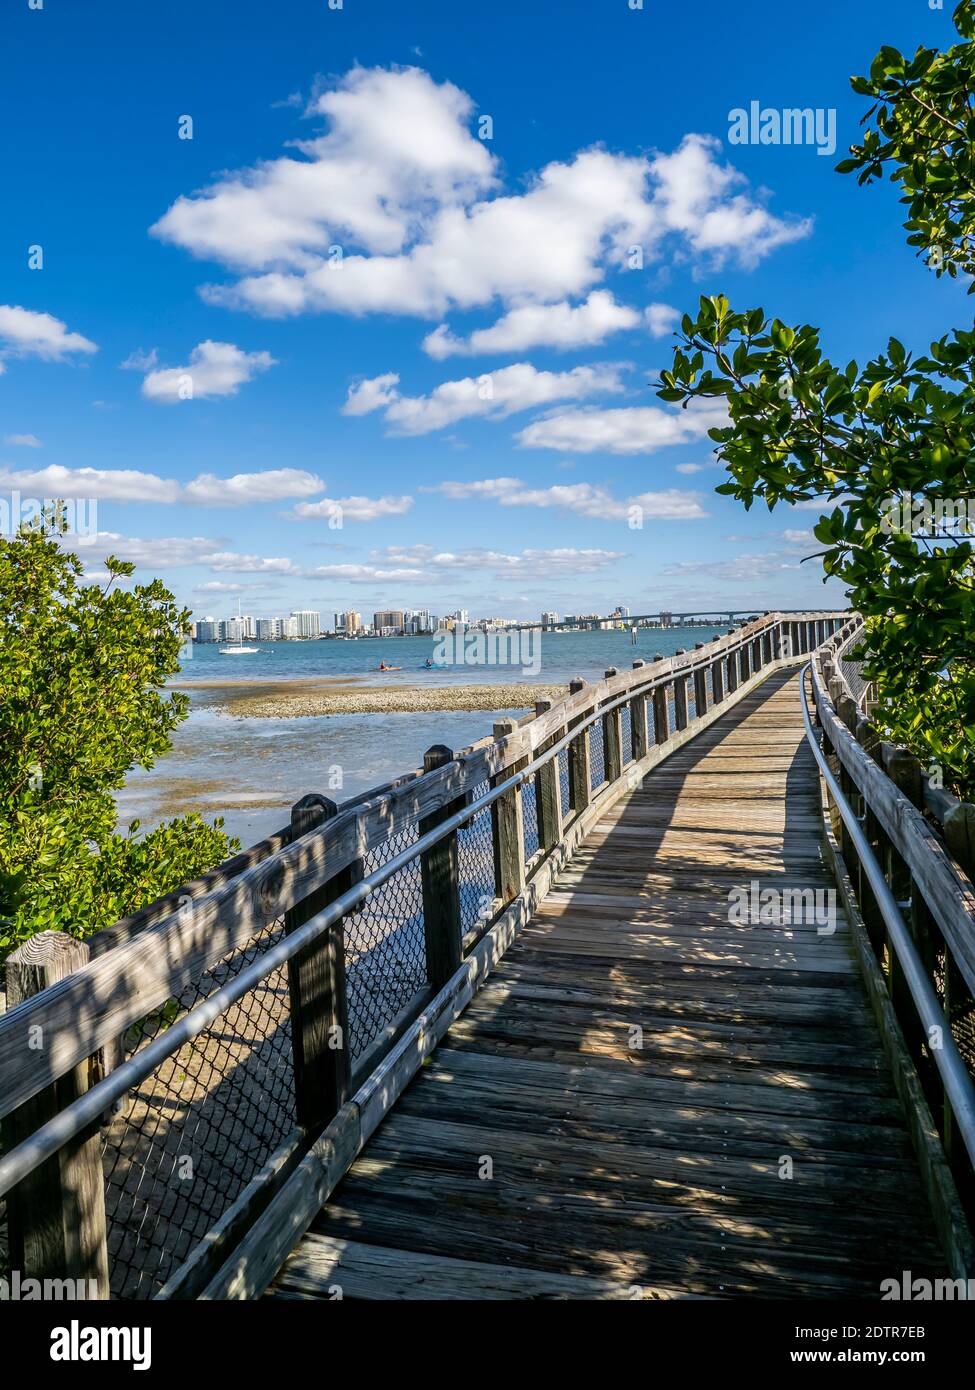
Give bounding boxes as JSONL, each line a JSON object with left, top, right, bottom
{"left": 2, "top": 933, "right": 110, "bottom": 1299}
{"left": 567, "top": 677, "right": 592, "bottom": 810}
{"left": 286, "top": 794, "right": 354, "bottom": 1134}
{"left": 630, "top": 660, "right": 649, "bottom": 759}
{"left": 693, "top": 643, "right": 708, "bottom": 716}
{"left": 651, "top": 655, "right": 670, "bottom": 742}
{"left": 491, "top": 719, "right": 527, "bottom": 904}
{"left": 711, "top": 648, "right": 725, "bottom": 704}
{"left": 602, "top": 668, "right": 623, "bottom": 781}
{"left": 419, "top": 745, "right": 465, "bottom": 987}
{"left": 533, "top": 700, "right": 564, "bottom": 852}
{"left": 673, "top": 651, "right": 689, "bottom": 730}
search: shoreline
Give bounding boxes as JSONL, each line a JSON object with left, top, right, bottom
{"left": 214, "top": 680, "right": 566, "bottom": 718}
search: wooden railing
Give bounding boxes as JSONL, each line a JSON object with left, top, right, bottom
{"left": 0, "top": 610, "right": 848, "bottom": 1300}
{"left": 809, "top": 622, "right": 975, "bottom": 1271}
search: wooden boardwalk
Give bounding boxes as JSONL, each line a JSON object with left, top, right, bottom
{"left": 269, "top": 669, "right": 944, "bottom": 1299}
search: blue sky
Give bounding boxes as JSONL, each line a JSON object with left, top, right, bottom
{"left": 1, "top": 0, "right": 966, "bottom": 622}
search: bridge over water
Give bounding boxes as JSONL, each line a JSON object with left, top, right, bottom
{"left": 1, "top": 611, "right": 973, "bottom": 1300}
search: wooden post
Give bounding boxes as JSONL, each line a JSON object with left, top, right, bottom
{"left": 672, "top": 652, "right": 689, "bottom": 730}
{"left": 533, "top": 700, "right": 564, "bottom": 852}
{"left": 711, "top": 651, "right": 725, "bottom": 704}
{"left": 651, "top": 656, "right": 670, "bottom": 743}
{"left": 602, "top": 668, "right": 623, "bottom": 783}
{"left": 693, "top": 643, "right": 708, "bottom": 717}
{"left": 726, "top": 646, "right": 739, "bottom": 694}
{"left": 492, "top": 719, "right": 526, "bottom": 905}
{"left": 418, "top": 745, "right": 465, "bottom": 988}
{"left": 2, "top": 932, "right": 110, "bottom": 1298}
{"left": 629, "top": 661, "right": 649, "bottom": 760}
{"left": 286, "top": 794, "right": 354, "bottom": 1133}
{"left": 567, "top": 678, "right": 592, "bottom": 811}
{"left": 739, "top": 638, "right": 751, "bottom": 682}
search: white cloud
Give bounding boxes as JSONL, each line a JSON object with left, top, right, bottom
{"left": 516, "top": 398, "right": 727, "bottom": 454}
{"left": 422, "top": 291, "right": 640, "bottom": 358}
{"left": 0, "top": 464, "right": 327, "bottom": 506}
{"left": 289, "top": 494, "right": 414, "bottom": 521}
{"left": 183, "top": 469, "right": 324, "bottom": 504}
{"left": 425, "top": 477, "right": 706, "bottom": 521}
{"left": 373, "top": 543, "right": 624, "bottom": 579}
{"left": 645, "top": 303, "right": 679, "bottom": 337}
{"left": 152, "top": 66, "right": 495, "bottom": 271}
{"left": 675, "top": 462, "right": 705, "bottom": 474}
{"left": 662, "top": 552, "right": 799, "bottom": 582}
{"left": 348, "top": 361, "right": 625, "bottom": 435}
{"left": 4, "top": 433, "right": 42, "bottom": 448}
{"left": 141, "top": 340, "right": 276, "bottom": 403}
{"left": 0, "top": 305, "right": 97, "bottom": 365}
{"left": 650, "top": 134, "right": 812, "bottom": 267}
{"left": 151, "top": 67, "right": 810, "bottom": 320}
{"left": 120, "top": 347, "right": 159, "bottom": 371}
{"left": 342, "top": 372, "right": 401, "bottom": 416}
{"left": 0, "top": 465, "right": 181, "bottom": 503}
{"left": 308, "top": 562, "right": 428, "bottom": 584}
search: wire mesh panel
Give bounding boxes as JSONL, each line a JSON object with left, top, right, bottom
{"left": 620, "top": 704, "right": 633, "bottom": 765}
{"left": 687, "top": 679, "right": 697, "bottom": 722}
{"left": 837, "top": 633, "right": 870, "bottom": 706}
{"left": 343, "top": 823, "right": 426, "bottom": 1062}
{"left": 588, "top": 717, "right": 606, "bottom": 791}
{"left": 101, "top": 917, "right": 298, "bottom": 1300}
{"left": 458, "top": 781, "right": 496, "bottom": 938}
{"left": 522, "top": 778, "right": 540, "bottom": 862}
{"left": 557, "top": 747, "right": 571, "bottom": 819}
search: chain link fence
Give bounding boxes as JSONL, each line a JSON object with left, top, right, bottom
{"left": 101, "top": 918, "right": 298, "bottom": 1299}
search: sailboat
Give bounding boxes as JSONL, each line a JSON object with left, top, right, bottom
{"left": 219, "top": 599, "right": 260, "bottom": 655}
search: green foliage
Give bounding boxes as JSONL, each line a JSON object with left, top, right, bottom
{"left": 658, "top": 4, "right": 975, "bottom": 796}
{"left": 0, "top": 513, "right": 238, "bottom": 957}
{"left": 837, "top": 0, "right": 975, "bottom": 287}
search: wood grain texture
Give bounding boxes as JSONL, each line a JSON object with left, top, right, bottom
{"left": 270, "top": 669, "right": 947, "bottom": 1300}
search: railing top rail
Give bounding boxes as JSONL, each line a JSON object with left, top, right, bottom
{"left": 810, "top": 647, "right": 975, "bottom": 998}
{"left": 0, "top": 608, "right": 846, "bottom": 1130}
{"left": 800, "top": 665, "right": 975, "bottom": 1173}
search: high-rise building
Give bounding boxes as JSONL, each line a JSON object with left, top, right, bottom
{"left": 451, "top": 609, "right": 470, "bottom": 626}
{"left": 373, "top": 609, "right": 405, "bottom": 633}
{"left": 290, "top": 610, "right": 321, "bottom": 639}
{"left": 406, "top": 610, "right": 436, "bottom": 634}
{"left": 541, "top": 611, "right": 560, "bottom": 628}
{"left": 195, "top": 616, "right": 220, "bottom": 643}
{"left": 343, "top": 610, "right": 363, "bottom": 635}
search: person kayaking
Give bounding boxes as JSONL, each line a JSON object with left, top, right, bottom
{"left": 378, "top": 660, "right": 402, "bottom": 671}
{"left": 423, "top": 657, "right": 434, "bottom": 668}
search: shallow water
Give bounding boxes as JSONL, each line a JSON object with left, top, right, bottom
{"left": 123, "top": 624, "right": 731, "bottom": 845}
